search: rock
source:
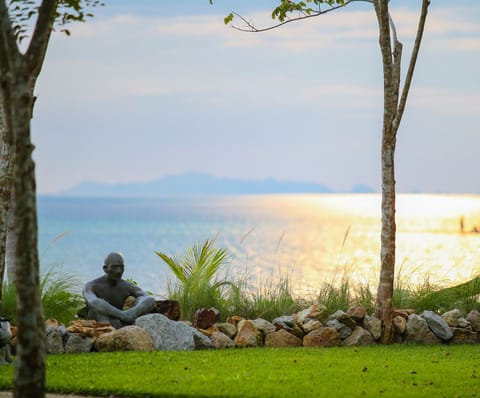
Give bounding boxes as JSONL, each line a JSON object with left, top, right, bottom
{"left": 450, "top": 327, "right": 478, "bottom": 344}
{"left": 251, "top": 319, "right": 276, "bottom": 337}
{"left": 67, "top": 320, "right": 114, "bottom": 338}
{"left": 210, "top": 331, "right": 235, "bottom": 349}
{"left": 328, "top": 310, "right": 356, "bottom": 329}
{"left": 265, "top": 329, "right": 302, "bottom": 347}
{"left": 342, "top": 326, "right": 375, "bottom": 346}
{"left": 363, "top": 315, "right": 382, "bottom": 340}
{"left": 198, "top": 326, "right": 217, "bottom": 337}
{"left": 326, "top": 319, "right": 352, "bottom": 339}
{"left": 272, "top": 315, "right": 304, "bottom": 338}
{"left": 193, "top": 329, "right": 213, "bottom": 349}
{"left": 153, "top": 300, "right": 181, "bottom": 321}
{"left": 94, "top": 325, "right": 153, "bottom": 352}
{"left": 234, "top": 320, "right": 263, "bottom": 348}
{"left": 136, "top": 313, "right": 197, "bottom": 351}
{"left": 393, "top": 309, "right": 415, "bottom": 319}
{"left": 466, "top": 310, "right": 480, "bottom": 332}
{"left": 301, "top": 319, "right": 322, "bottom": 334}
{"left": 406, "top": 314, "right": 441, "bottom": 345}
{"left": 64, "top": 334, "right": 95, "bottom": 353}
{"left": 297, "top": 304, "right": 328, "bottom": 324}
{"left": 422, "top": 310, "right": 453, "bottom": 341}
{"left": 226, "top": 315, "right": 244, "bottom": 327}
{"left": 216, "top": 322, "right": 237, "bottom": 339}
{"left": 441, "top": 309, "right": 463, "bottom": 327}
{"left": 458, "top": 318, "right": 471, "bottom": 328}
{"left": 393, "top": 315, "right": 407, "bottom": 334}
{"left": 303, "top": 327, "right": 340, "bottom": 348}
{"left": 46, "top": 328, "right": 64, "bottom": 354}
{"left": 347, "top": 306, "right": 367, "bottom": 323}
{"left": 193, "top": 307, "right": 220, "bottom": 330}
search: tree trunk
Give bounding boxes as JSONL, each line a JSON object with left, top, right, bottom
{"left": 6, "top": 190, "right": 16, "bottom": 283}
{"left": 11, "top": 71, "right": 45, "bottom": 398}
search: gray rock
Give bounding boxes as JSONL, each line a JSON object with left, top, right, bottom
{"left": 64, "top": 334, "right": 95, "bottom": 353}
{"left": 441, "top": 309, "right": 463, "bottom": 327}
{"left": 393, "top": 315, "right": 407, "bottom": 334}
{"left": 216, "top": 322, "right": 237, "bottom": 339}
{"left": 342, "top": 326, "right": 375, "bottom": 346}
{"left": 466, "top": 310, "right": 480, "bottom": 332}
{"left": 192, "top": 329, "right": 213, "bottom": 350}
{"left": 363, "top": 315, "right": 382, "bottom": 340}
{"left": 251, "top": 318, "right": 276, "bottom": 336}
{"left": 301, "top": 319, "right": 322, "bottom": 334}
{"left": 328, "top": 310, "right": 356, "bottom": 329}
{"left": 450, "top": 327, "right": 478, "bottom": 344}
{"left": 46, "top": 328, "right": 64, "bottom": 354}
{"left": 272, "top": 315, "right": 303, "bottom": 338}
{"left": 422, "top": 310, "right": 453, "bottom": 341}
{"left": 326, "top": 319, "right": 352, "bottom": 339}
{"left": 297, "top": 304, "right": 328, "bottom": 324}
{"left": 210, "top": 331, "right": 235, "bottom": 349}
{"left": 136, "top": 313, "right": 197, "bottom": 351}
{"left": 406, "top": 314, "right": 441, "bottom": 345}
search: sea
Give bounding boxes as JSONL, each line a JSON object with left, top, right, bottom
{"left": 37, "top": 194, "right": 480, "bottom": 297}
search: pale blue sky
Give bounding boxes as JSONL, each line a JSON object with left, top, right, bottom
{"left": 31, "top": 0, "right": 480, "bottom": 194}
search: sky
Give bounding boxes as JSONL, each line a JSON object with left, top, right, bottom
{"left": 30, "top": 0, "right": 480, "bottom": 194}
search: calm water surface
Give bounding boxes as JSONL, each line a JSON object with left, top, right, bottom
{"left": 37, "top": 194, "right": 480, "bottom": 296}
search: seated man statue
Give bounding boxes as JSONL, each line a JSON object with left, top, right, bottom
{"left": 83, "top": 252, "right": 156, "bottom": 329}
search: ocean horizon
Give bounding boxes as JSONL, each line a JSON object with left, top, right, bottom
{"left": 37, "top": 193, "right": 480, "bottom": 297}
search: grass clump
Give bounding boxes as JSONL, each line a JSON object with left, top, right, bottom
{"left": 1, "top": 265, "right": 84, "bottom": 325}
{"left": 0, "top": 345, "right": 479, "bottom": 397}
{"left": 156, "top": 239, "right": 238, "bottom": 321}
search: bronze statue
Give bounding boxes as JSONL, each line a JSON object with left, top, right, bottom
{"left": 83, "top": 252, "right": 156, "bottom": 329}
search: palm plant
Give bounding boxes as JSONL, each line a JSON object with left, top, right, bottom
{"left": 155, "top": 239, "right": 236, "bottom": 321}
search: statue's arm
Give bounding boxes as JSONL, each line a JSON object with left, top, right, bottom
{"left": 82, "top": 282, "right": 131, "bottom": 322}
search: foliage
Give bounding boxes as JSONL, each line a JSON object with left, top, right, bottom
{"left": 0, "top": 346, "right": 479, "bottom": 397}
{"left": 0, "top": 265, "right": 84, "bottom": 325}
{"left": 156, "top": 239, "right": 237, "bottom": 321}
{"left": 9, "top": 0, "right": 105, "bottom": 41}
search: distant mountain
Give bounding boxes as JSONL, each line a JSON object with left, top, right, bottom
{"left": 59, "top": 172, "right": 375, "bottom": 197}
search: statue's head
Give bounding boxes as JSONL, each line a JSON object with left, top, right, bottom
{"left": 103, "top": 252, "right": 125, "bottom": 282}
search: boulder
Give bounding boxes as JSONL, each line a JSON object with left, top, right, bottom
{"left": 192, "top": 329, "right": 213, "bottom": 350}
{"left": 94, "top": 325, "right": 153, "bottom": 352}
{"left": 328, "top": 310, "right": 356, "bottom": 329}
{"left": 326, "top": 319, "right": 352, "bottom": 339}
{"left": 210, "top": 331, "right": 235, "bottom": 349}
{"left": 272, "top": 315, "right": 303, "bottom": 338}
{"left": 450, "top": 328, "right": 478, "bottom": 344}
{"left": 297, "top": 304, "right": 328, "bottom": 324}
{"left": 193, "top": 308, "right": 220, "bottom": 330}
{"left": 346, "top": 306, "right": 367, "bottom": 324}
{"left": 303, "top": 327, "right": 340, "bottom": 348}
{"left": 265, "top": 329, "right": 302, "bottom": 348}
{"left": 422, "top": 311, "right": 453, "bottom": 341}
{"left": 466, "top": 310, "right": 480, "bottom": 332}
{"left": 301, "top": 319, "right": 322, "bottom": 334}
{"left": 406, "top": 314, "right": 441, "bottom": 345}
{"left": 136, "top": 313, "right": 197, "bottom": 351}
{"left": 393, "top": 315, "right": 407, "bottom": 335}
{"left": 46, "top": 328, "right": 64, "bottom": 354}
{"left": 251, "top": 318, "right": 276, "bottom": 337}
{"left": 363, "top": 315, "right": 382, "bottom": 340}
{"left": 153, "top": 300, "right": 181, "bottom": 321}
{"left": 234, "top": 320, "right": 263, "bottom": 348}
{"left": 216, "top": 322, "right": 237, "bottom": 339}
{"left": 342, "top": 326, "right": 375, "bottom": 346}
{"left": 64, "top": 334, "right": 95, "bottom": 353}
{"left": 441, "top": 309, "right": 463, "bottom": 327}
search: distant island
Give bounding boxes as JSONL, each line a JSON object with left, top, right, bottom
{"left": 58, "top": 172, "right": 376, "bottom": 197}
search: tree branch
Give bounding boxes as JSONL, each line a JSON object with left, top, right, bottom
{"left": 230, "top": 0, "right": 371, "bottom": 33}
{"left": 0, "top": 0, "right": 18, "bottom": 71}
{"left": 393, "top": 0, "right": 429, "bottom": 130}
{"left": 25, "top": 0, "right": 58, "bottom": 78}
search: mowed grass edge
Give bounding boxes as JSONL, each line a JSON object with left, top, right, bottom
{"left": 0, "top": 345, "right": 479, "bottom": 397}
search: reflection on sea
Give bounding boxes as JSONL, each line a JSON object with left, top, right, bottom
{"left": 38, "top": 194, "right": 480, "bottom": 296}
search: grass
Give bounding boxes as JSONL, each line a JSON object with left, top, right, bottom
{"left": 0, "top": 345, "right": 479, "bottom": 397}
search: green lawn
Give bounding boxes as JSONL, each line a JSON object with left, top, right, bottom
{"left": 0, "top": 345, "right": 479, "bottom": 397}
